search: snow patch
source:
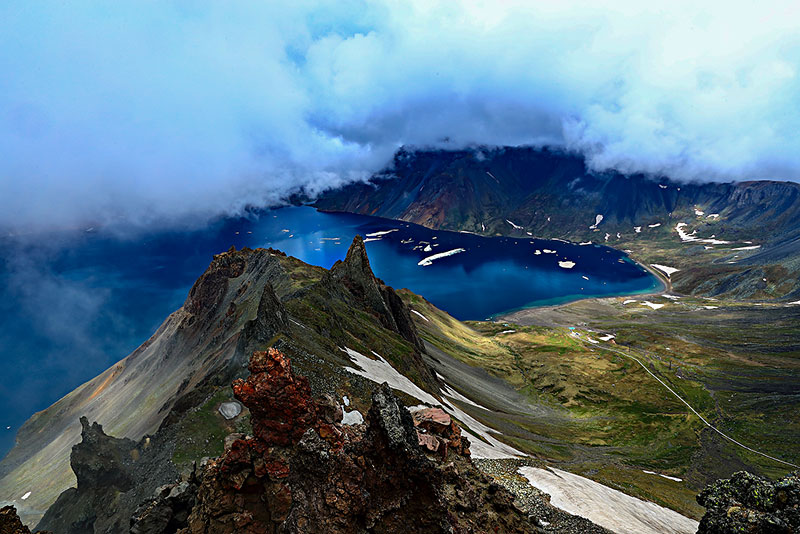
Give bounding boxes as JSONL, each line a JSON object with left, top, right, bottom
{"left": 498, "top": 329, "right": 516, "bottom": 335}
{"left": 650, "top": 264, "right": 680, "bottom": 277}
{"left": 441, "top": 400, "right": 524, "bottom": 459}
{"left": 519, "top": 466, "right": 698, "bottom": 534}
{"left": 341, "top": 409, "right": 364, "bottom": 425}
{"left": 648, "top": 223, "right": 661, "bottom": 228}
{"left": 440, "top": 383, "right": 489, "bottom": 411}
{"left": 589, "top": 214, "right": 604, "bottom": 229}
{"left": 623, "top": 299, "right": 637, "bottom": 305}
{"left": 641, "top": 301, "right": 665, "bottom": 310}
{"left": 411, "top": 310, "right": 429, "bottom": 322}
{"left": 21, "top": 491, "right": 31, "bottom": 500}
{"left": 506, "top": 219, "right": 522, "bottom": 230}
{"left": 731, "top": 245, "right": 761, "bottom": 251}
{"left": 643, "top": 470, "right": 683, "bottom": 482}
{"left": 634, "top": 226, "right": 642, "bottom": 233}
{"left": 675, "top": 223, "right": 731, "bottom": 244}
{"left": 342, "top": 347, "right": 439, "bottom": 405}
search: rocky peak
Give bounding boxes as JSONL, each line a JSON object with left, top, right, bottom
{"left": 329, "top": 235, "right": 425, "bottom": 353}
{"left": 184, "top": 246, "right": 251, "bottom": 316}
{"left": 72, "top": 417, "right": 137, "bottom": 493}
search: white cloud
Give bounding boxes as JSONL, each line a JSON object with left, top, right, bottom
{"left": 1, "top": 1, "right": 799, "bottom": 231}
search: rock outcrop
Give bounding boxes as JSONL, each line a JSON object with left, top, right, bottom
{"left": 328, "top": 235, "right": 425, "bottom": 354}
{"left": 35, "top": 418, "right": 179, "bottom": 534}
{"left": 0, "top": 506, "right": 48, "bottom": 534}
{"left": 178, "top": 348, "right": 533, "bottom": 534}
{"left": 696, "top": 470, "right": 800, "bottom": 533}
{"left": 411, "top": 407, "right": 470, "bottom": 459}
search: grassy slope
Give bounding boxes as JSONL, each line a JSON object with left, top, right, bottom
{"left": 401, "top": 290, "right": 800, "bottom": 519}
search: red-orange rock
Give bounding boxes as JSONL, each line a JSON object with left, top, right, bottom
{"left": 412, "top": 407, "right": 470, "bottom": 459}
{"left": 232, "top": 348, "right": 317, "bottom": 446}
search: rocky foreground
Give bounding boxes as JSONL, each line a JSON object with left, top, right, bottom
{"left": 696, "top": 470, "right": 799, "bottom": 533}
{"left": 5, "top": 348, "right": 797, "bottom": 533}
{"left": 36, "top": 348, "right": 534, "bottom": 533}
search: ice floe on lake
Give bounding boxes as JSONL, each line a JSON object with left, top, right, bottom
{"left": 417, "top": 248, "right": 466, "bottom": 266}
{"left": 365, "top": 229, "right": 398, "bottom": 238}
{"left": 558, "top": 261, "right": 576, "bottom": 269}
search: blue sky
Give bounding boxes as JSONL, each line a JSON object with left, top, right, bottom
{"left": 2, "top": 1, "right": 800, "bottom": 231}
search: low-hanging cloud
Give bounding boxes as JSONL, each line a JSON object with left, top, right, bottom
{"left": 2, "top": 1, "right": 800, "bottom": 232}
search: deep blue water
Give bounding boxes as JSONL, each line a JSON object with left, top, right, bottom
{"left": 0, "top": 206, "right": 659, "bottom": 456}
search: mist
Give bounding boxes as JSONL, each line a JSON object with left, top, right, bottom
{"left": 2, "top": 1, "right": 800, "bottom": 232}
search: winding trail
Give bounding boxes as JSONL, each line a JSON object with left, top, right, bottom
{"left": 577, "top": 334, "right": 799, "bottom": 469}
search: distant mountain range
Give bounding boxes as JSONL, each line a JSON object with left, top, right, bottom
{"left": 316, "top": 146, "right": 800, "bottom": 299}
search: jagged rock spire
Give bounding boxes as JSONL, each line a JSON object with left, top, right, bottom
{"left": 329, "top": 235, "right": 425, "bottom": 353}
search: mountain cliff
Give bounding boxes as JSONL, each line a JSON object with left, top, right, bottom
{"left": 316, "top": 147, "right": 800, "bottom": 299}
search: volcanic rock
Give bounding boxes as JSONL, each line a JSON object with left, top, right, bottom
{"left": 179, "top": 348, "right": 534, "bottom": 534}
{"left": 412, "top": 407, "right": 470, "bottom": 459}
{"left": 696, "top": 470, "right": 800, "bottom": 533}
{"left": 0, "top": 506, "right": 49, "bottom": 534}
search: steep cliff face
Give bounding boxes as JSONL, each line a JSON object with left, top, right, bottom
{"left": 316, "top": 146, "right": 800, "bottom": 299}
{"left": 316, "top": 147, "right": 800, "bottom": 244}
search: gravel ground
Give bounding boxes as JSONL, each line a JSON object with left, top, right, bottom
{"left": 475, "top": 458, "right": 612, "bottom": 534}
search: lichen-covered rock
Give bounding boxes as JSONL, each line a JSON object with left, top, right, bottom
{"left": 696, "top": 470, "right": 800, "bottom": 533}
{"left": 180, "top": 349, "right": 534, "bottom": 534}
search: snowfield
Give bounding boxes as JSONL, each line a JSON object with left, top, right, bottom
{"left": 650, "top": 264, "right": 680, "bottom": 277}
{"left": 343, "top": 348, "right": 522, "bottom": 459}
{"left": 519, "top": 466, "right": 698, "bottom": 534}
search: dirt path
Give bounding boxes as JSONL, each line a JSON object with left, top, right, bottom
{"left": 578, "top": 335, "right": 799, "bottom": 469}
